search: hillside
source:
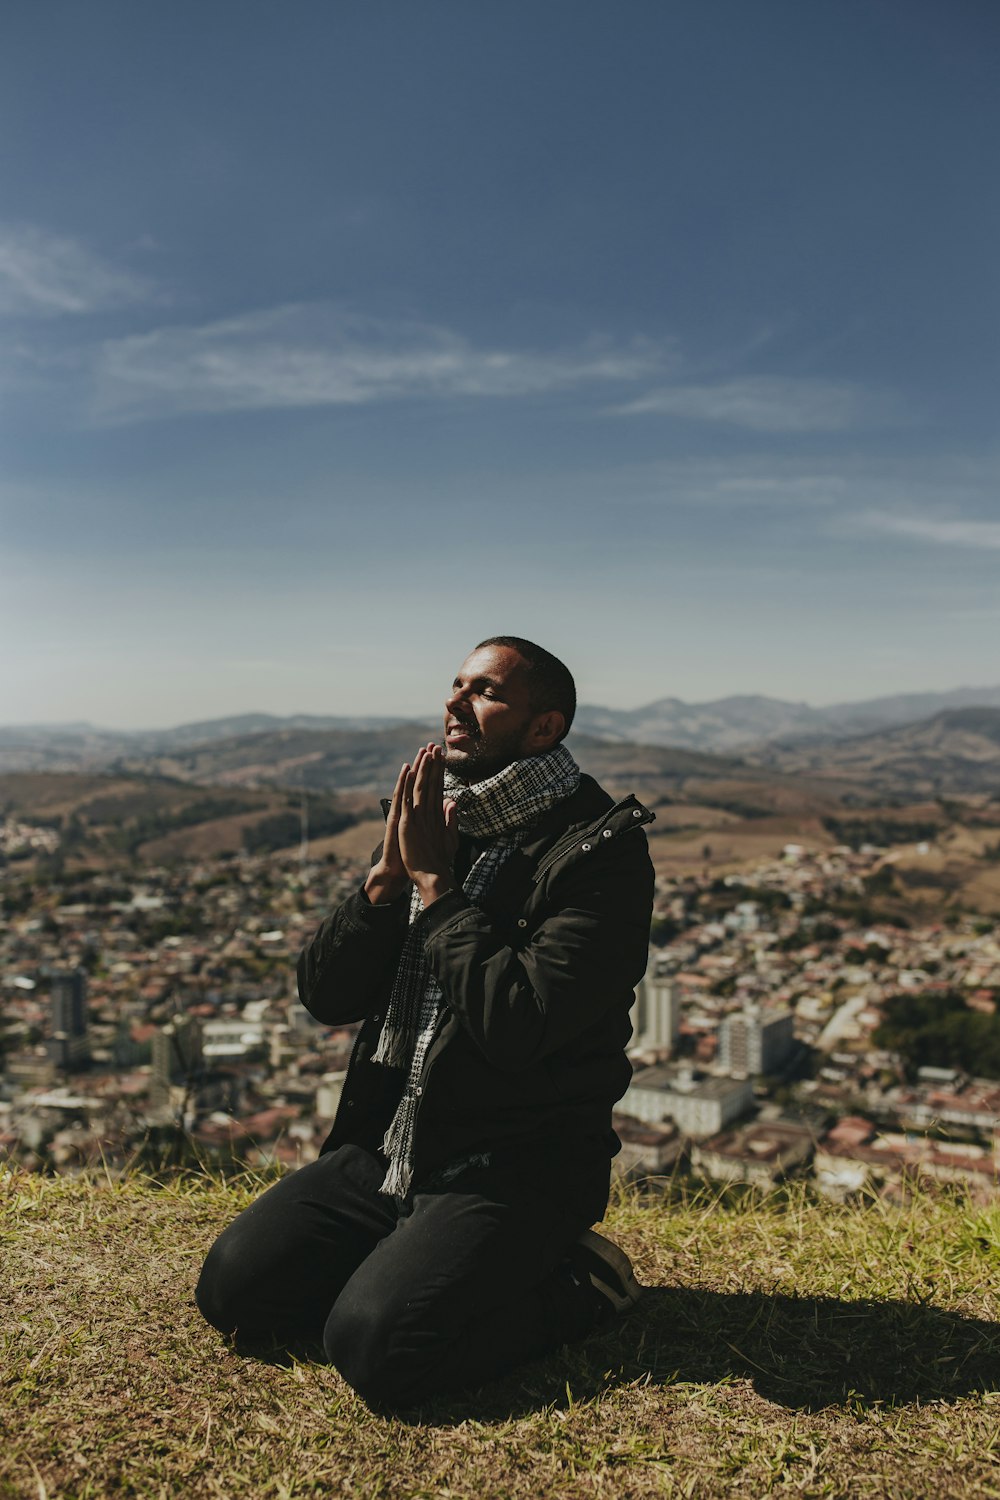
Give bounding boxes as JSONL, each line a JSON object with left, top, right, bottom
{"left": 0, "top": 735, "right": 878, "bottom": 882}
{"left": 119, "top": 720, "right": 444, "bottom": 793}
{"left": 0, "top": 714, "right": 423, "bottom": 774}
{"left": 7, "top": 730, "right": 1000, "bottom": 913}
{"left": 8, "top": 750, "right": 1000, "bottom": 914}
{"left": 0, "top": 770, "right": 361, "bottom": 864}
{"left": 575, "top": 685, "right": 1000, "bottom": 752}
{"left": 755, "top": 708, "right": 1000, "bottom": 797}
{"left": 5, "top": 682, "right": 1000, "bottom": 771}
{"left": 109, "top": 723, "right": 871, "bottom": 817}
{"left": 3, "top": 1170, "right": 1000, "bottom": 1498}
{"left": 575, "top": 695, "right": 824, "bottom": 752}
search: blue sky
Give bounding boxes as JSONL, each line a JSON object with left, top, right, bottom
{"left": 2, "top": 0, "right": 997, "bottom": 727}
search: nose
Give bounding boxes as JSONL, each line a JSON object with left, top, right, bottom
{"left": 445, "top": 683, "right": 468, "bottom": 716}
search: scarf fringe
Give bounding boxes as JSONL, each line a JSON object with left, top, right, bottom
{"left": 380, "top": 1095, "right": 416, "bottom": 1195}
{"left": 379, "top": 1154, "right": 412, "bottom": 1197}
{"left": 371, "top": 1027, "right": 411, "bottom": 1068}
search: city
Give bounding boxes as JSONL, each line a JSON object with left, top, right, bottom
{"left": 4, "top": 815, "right": 999, "bottom": 1201}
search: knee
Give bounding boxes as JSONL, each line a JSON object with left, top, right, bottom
{"left": 195, "top": 1236, "right": 249, "bottom": 1335}
{"left": 323, "top": 1294, "right": 416, "bottom": 1410}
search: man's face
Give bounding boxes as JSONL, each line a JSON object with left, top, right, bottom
{"left": 442, "top": 644, "right": 540, "bottom": 782}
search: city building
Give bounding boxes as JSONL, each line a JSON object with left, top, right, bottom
{"left": 611, "top": 1114, "right": 685, "bottom": 1183}
{"left": 630, "top": 956, "right": 681, "bottom": 1055}
{"left": 815, "top": 1117, "right": 1000, "bottom": 1202}
{"left": 200, "top": 1016, "right": 266, "bottom": 1061}
{"left": 315, "top": 1069, "right": 347, "bottom": 1121}
{"left": 692, "top": 1119, "right": 814, "bottom": 1187}
{"left": 47, "top": 968, "right": 90, "bottom": 1072}
{"left": 718, "top": 1006, "right": 794, "bottom": 1077}
{"left": 149, "top": 1015, "right": 203, "bottom": 1113}
{"left": 897, "top": 1077, "right": 1000, "bottom": 1135}
{"left": 622, "top": 1064, "right": 754, "bottom": 1138}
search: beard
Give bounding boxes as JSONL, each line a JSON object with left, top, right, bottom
{"left": 441, "top": 724, "right": 532, "bottom": 784}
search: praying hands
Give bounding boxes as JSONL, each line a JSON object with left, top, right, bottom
{"left": 364, "top": 744, "right": 459, "bottom": 908}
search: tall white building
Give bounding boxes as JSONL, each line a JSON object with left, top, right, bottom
{"left": 718, "top": 1007, "right": 794, "bottom": 1077}
{"left": 149, "top": 1014, "right": 203, "bottom": 1112}
{"left": 630, "top": 957, "right": 680, "bottom": 1055}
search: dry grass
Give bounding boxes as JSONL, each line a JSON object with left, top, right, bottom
{"left": 646, "top": 815, "right": 835, "bottom": 881}
{"left": 3, "top": 1170, "right": 1000, "bottom": 1499}
{"left": 283, "top": 817, "right": 387, "bottom": 866}
{"left": 883, "top": 824, "right": 1000, "bottom": 917}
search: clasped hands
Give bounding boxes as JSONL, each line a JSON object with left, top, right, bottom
{"left": 364, "top": 744, "right": 460, "bottom": 909}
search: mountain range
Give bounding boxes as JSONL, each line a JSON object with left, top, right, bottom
{"left": 4, "top": 683, "right": 1000, "bottom": 774}
{"left": 753, "top": 706, "right": 1000, "bottom": 797}
{"left": 4, "top": 707, "right": 998, "bottom": 906}
{"left": 3, "top": 708, "right": 999, "bottom": 804}
{"left": 573, "top": 684, "right": 1000, "bottom": 752}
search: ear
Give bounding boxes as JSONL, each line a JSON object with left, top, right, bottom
{"left": 529, "top": 709, "right": 565, "bottom": 751}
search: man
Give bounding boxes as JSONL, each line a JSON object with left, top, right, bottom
{"left": 196, "top": 637, "right": 655, "bottom": 1409}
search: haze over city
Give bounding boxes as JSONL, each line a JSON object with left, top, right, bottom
{"left": 2, "top": 2, "right": 997, "bottom": 728}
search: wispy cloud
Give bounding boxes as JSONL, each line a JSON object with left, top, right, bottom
{"left": 91, "top": 304, "right": 666, "bottom": 422}
{"left": 609, "top": 375, "right": 897, "bottom": 432}
{"left": 863, "top": 512, "right": 1000, "bottom": 550}
{"left": 0, "top": 224, "right": 156, "bottom": 316}
{"left": 595, "top": 456, "right": 852, "bottom": 508}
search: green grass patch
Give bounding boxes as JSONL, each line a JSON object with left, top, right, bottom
{"left": 2, "top": 1170, "right": 999, "bottom": 1497}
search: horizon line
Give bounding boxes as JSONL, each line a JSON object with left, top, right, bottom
{"left": 3, "top": 679, "right": 1000, "bottom": 736}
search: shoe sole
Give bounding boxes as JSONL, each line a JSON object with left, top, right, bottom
{"left": 577, "top": 1229, "right": 644, "bottom": 1313}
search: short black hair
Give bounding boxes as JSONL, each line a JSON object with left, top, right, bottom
{"left": 475, "top": 636, "right": 576, "bottom": 738}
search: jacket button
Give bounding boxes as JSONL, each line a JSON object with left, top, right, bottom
{"left": 602, "top": 829, "right": 613, "bottom": 838}
{"left": 581, "top": 842, "right": 592, "bottom": 851}
{"left": 345, "top": 1099, "right": 355, "bottom": 1108}
{"left": 632, "top": 809, "right": 642, "bottom": 817}
{"left": 517, "top": 918, "right": 528, "bottom": 928}
{"left": 372, "top": 1014, "right": 381, "bottom": 1023}
{"left": 415, "top": 1086, "right": 423, "bottom": 1097}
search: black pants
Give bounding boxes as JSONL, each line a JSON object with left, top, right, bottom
{"left": 195, "top": 1143, "right": 609, "bottom": 1409}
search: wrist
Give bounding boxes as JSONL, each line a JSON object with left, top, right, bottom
{"left": 415, "top": 874, "right": 458, "bottom": 908}
{"left": 364, "top": 868, "right": 409, "bottom": 905}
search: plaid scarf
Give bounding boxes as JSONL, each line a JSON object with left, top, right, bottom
{"left": 372, "top": 742, "right": 581, "bottom": 1196}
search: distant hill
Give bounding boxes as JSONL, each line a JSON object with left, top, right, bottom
{"left": 0, "top": 714, "right": 426, "bottom": 774}
{"left": 5, "top": 684, "right": 1000, "bottom": 774}
{"left": 574, "top": 695, "right": 823, "bottom": 750}
{"left": 0, "top": 770, "right": 360, "bottom": 864}
{"left": 754, "top": 707, "right": 1000, "bottom": 796}
{"left": 0, "top": 725, "right": 877, "bottom": 879}
{"left": 6, "top": 738, "right": 998, "bottom": 911}
{"left": 138, "top": 711, "right": 416, "bottom": 749}
{"left": 575, "top": 684, "right": 1000, "bottom": 753}
{"left": 101, "top": 722, "right": 868, "bottom": 816}
{"left": 120, "top": 721, "right": 446, "bottom": 795}
{"left": 819, "top": 687, "right": 1000, "bottom": 736}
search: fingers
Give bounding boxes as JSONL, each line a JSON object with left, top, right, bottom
{"left": 403, "top": 745, "right": 428, "bottom": 810}
{"left": 385, "top": 761, "right": 409, "bottom": 850}
{"left": 407, "top": 743, "right": 440, "bottom": 811}
{"left": 386, "top": 760, "right": 409, "bottom": 827}
{"left": 427, "top": 743, "right": 445, "bottom": 808}
{"left": 397, "top": 744, "right": 457, "bottom": 890}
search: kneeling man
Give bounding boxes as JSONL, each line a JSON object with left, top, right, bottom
{"left": 197, "top": 636, "right": 655, "bottom": 1408}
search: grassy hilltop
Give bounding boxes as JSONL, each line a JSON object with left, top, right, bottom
{"left": 3, "top": 1173, "right": 1000, "bottom": 1499}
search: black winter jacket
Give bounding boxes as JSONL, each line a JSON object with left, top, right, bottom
{"left": 296, "top": 774, "right": 655, "bottom": 1190}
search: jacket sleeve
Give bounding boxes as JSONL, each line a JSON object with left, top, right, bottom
{"left": 296, "top": 885, "right": 410, "bottom": 1025}
{"left": 417, "top": 832, "right": 654, "bottom": 1070}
